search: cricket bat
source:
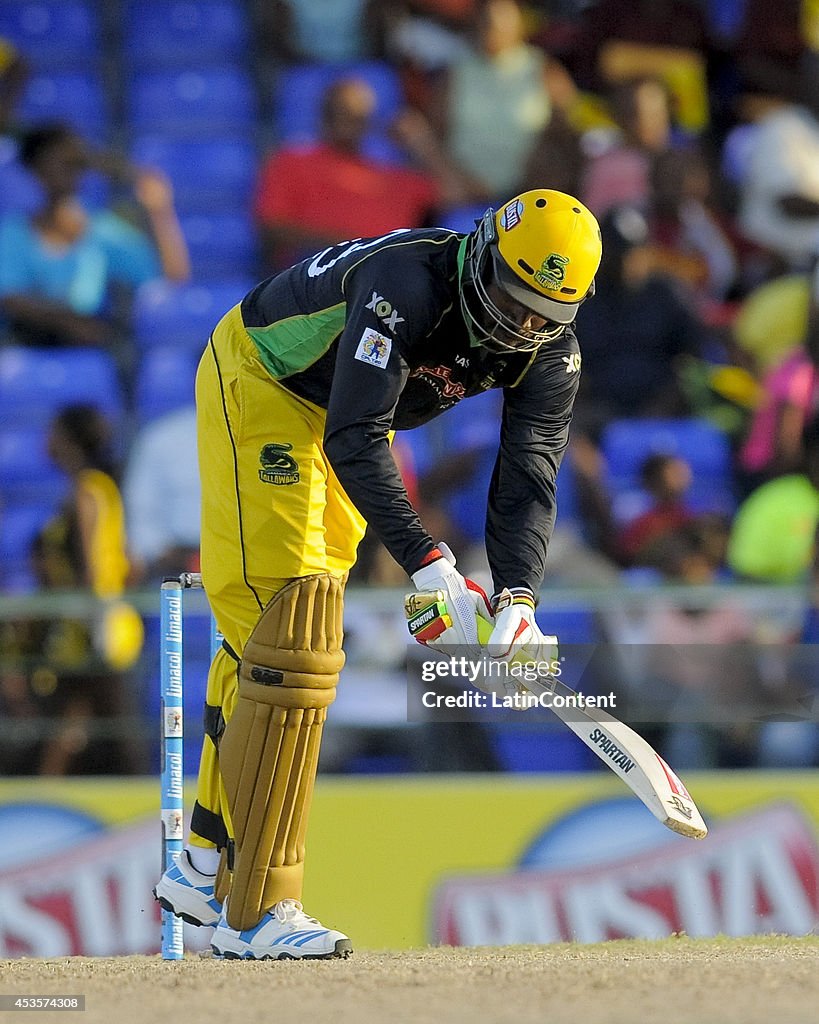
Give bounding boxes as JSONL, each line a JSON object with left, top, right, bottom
{"left": 474, "top": 616, "right": 708, "bottom": 839}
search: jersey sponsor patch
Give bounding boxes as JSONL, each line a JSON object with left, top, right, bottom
{"left": 355, "top": 327, "right": 392, "bottom": 368}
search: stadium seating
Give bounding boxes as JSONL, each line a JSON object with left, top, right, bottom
{"left": 274, "top": 61, "right": 406, "bottom": 163}
{"left": 132, "top": 278, "right": 254, "bottom": 351}
{"left": 0, "top": 0, "right": 100, "bottom": 69}
{"left": 0, "top": 500, "right": 59, "bottom": 592}
{"left": 180, "top": 209, "right": 259, "bottom": 281}
{"left": 0, "top": 135, "right": 41, "bottom": 214}
{"left": 0, "top": 347, "right": 124, "bottom": 428}
{"left": 0, "top": 424, "right": 64, "bottom": 499}
{"left": 439, "top": 204, "right": 487, "bottom": 234}
{"left": 489, "top": 724, "right": 598, "bottom": 772}
{"left": 127, "top": 67, "right": 258, "bottom": 135}
{"left": 122, "top": 0, "right": 249, "bottom": 68}
{"left": 134, "top": 346, "right": 199, "bottom": 424}
{"left": 129, "top": 135, "right": 258, "bottom": 213}
{"left": 17, "top": 70, "right": 109, "bottom": 140}
{"left": 600, "top": 417, "right": 736, "bottom": 522}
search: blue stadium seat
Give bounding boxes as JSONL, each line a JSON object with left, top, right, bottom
{"left": 135, "top": 347, "right": 199, "bottom": 423}
{"left": 0, "top": 136, "right": 41, "bottom": 215}
{"left": 0, "top": 347, "right": 123, "bottom": 428}
{"left": 0, "top": 0, "right": 100, "bottom": 68}
{"left": 0, "top": 500, "right": 59, "bottom": 592}
{"left": 127, "top": 68, "right": 258, "bottom": 135}
{"left": 129, "top": 135, "right": 257, "bottom": 213}
{"left": 274, "top": 61, "right": 405, "bottom": 163}
{"left": 18, "top": 70, "right": 108, "bottom": 141}
{"left": 180, "top": 210, "right": 258, "bottom": 281}
{"left": 0, "top": 424, "right": 65, "bottom": 498}
{"left": 133, "top": 279, "right": 253, "bottom": 350}
{"left": 489, "top": 724, "right": 598, "bottom": 772}
{"left": 601, "top": 417, "right": 736, "bottom": 521}
{"left": 123, "top": 0, "right": 249, "bottom": 67}
{"left": 534, "top": 606, "right": 598, "bottom": 645}
{"left": 438, "top": 204, "right": 486, "bottom": 233}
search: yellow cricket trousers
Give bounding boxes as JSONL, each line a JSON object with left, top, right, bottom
{"left": 189, "top": 304, "right": 367, "bottom": 851}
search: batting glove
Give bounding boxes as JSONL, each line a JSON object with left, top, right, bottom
{"left": 486, "top": 588, "right": 558, "bottom": 664}
{"left": 409, "top": 543, "right": 493, "bottom": 655}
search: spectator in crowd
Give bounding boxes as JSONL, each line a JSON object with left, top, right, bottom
{"left": 728, "top": 415, "right": 819, "bottom": 582}
{"left": 733, "top": 0, "right": 805, "bottom": 102}
{"left": 0, "top": 405, "right": 142, "bottom": 775}
{"left": 123, "top": 404, "right": 200, "bottom": 584}
{"left": 569, "top": 0, "right": 712, "bottom": 135}
{"left": 580, "top": 77, "right": 673, "bottom": 219}
{"left": 646, "top": 146, "right": 739, "bottom": 305}
{"left": 739, "top": 258, "right": 819, "bottom": 483}
{"left": 369, "top": 0, "right": 475, "bottom": 115}
{"left": 573, "top": 206, "right": 706, "bottom": 422}
{"left": 255, "top": 77, "right": 474, "bottom": 273}
{"left": 428, "top": 0, "right": 568, "bottom": 202}
{"left": 261, "top": 0, "right": 378, "bottom": 64}
{"left": 738, "top": 57, "right": 819, "bottom": 270}
{"left": 0, "top": 123, "right": 190, "bottom": 347}
{"left": 636, "top": 524, "right": 759, "bottom": 768}
{"left": 617, "top": 453, "right": 696, "bottom": 565}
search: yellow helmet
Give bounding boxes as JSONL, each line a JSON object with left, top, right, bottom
{"left": 461, "top": 189, "right": 602, "bottom": 352}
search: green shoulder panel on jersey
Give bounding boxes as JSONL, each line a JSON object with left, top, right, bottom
{"left": 245, "top": 302, "right": 347, "bottom": 379}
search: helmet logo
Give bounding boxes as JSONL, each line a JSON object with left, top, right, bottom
{"left": 535, "top": 253, "right": 569, "bottom": 290}
{"left": 501, "top": 200, "right": 524, "bottom": 231}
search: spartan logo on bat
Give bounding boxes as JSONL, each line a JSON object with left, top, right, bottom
{"left": 259, "top": 442, "right": 300, "bottom": 485}
{"left": 535, "top": 252, "right": 570, "bottom": 290}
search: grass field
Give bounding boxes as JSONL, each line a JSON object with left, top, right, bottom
{"left": 3, "top": 937, "right": 818, "bottom": 1024}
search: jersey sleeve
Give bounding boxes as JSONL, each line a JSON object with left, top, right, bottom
{"left": 486, "top": 333, "right": 581, "bottom": 595}
{"left": 322, "top": 258, "right": 439, "bottom": 575}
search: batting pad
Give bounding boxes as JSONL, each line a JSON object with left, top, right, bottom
{"left": 218, "top": 574, "right": 346, "bottom": 930}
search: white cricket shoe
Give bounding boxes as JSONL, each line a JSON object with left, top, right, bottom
{"left": 211, "top": 898, "right": 353, "bottom": 960}
{"left": 153, "top": 850, "right": 223, "bottom": 927}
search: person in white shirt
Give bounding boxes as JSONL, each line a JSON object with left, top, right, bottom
{"left": 123, "top": 404, "right": 200, "bottom": 581}
{"left": 739, "top": 58, "right": 819, "bottom": 269}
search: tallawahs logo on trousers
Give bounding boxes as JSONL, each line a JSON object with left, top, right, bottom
{"left": 259, "top": 443, "right": 299, "bottom": 485}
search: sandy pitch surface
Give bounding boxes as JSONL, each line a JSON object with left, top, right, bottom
{"left": 2, "top": 938, "right": 818, "bottom": 1024}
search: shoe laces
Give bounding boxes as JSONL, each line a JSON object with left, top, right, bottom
{"left": 273, "top": 898, "right": 319, "bottom": 926}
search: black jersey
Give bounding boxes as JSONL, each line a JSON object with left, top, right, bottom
{"left": 240, "top": 227, "right": 581, "bottom": 593}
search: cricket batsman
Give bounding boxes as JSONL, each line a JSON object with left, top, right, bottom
{"left": 154, "top": 189, "right": 602, "bottom": 959}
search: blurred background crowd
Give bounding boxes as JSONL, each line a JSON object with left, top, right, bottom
{"left": 2, "top": 0, "right": 819, "bottom": 780}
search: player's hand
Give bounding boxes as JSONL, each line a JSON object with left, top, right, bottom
{"left": 486, "top": 588, "right": 557, "bottom": 664}
{"left": 409, "top": 543, "right": 492, "bottom": 655}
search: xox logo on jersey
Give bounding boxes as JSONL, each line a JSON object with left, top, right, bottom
{"left": 365, "top": 292, "right": 404, "bottom": 332}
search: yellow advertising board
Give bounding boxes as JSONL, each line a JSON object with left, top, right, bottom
{"left": 0, "top": 773, "right": 818, "bottom": 955}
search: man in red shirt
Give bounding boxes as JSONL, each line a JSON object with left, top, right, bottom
{"left": 255, "top": 77, "right": 467, "bottom": 272}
